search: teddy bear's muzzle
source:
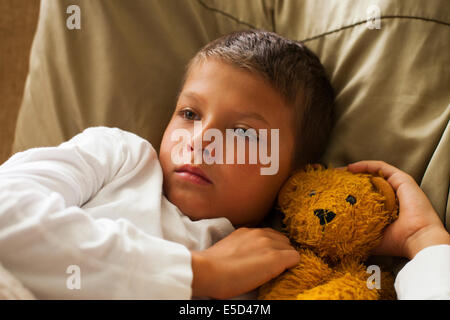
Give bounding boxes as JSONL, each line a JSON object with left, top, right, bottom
{"left": 314, "top": 209, "right": 336, "bottom": 225}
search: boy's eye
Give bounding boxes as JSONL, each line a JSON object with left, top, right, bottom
{"left": 234, "top": 127, "right": 258, "bottom": 140}
{"left": 179, "top": 109, "right": 199, "bottom": 121}
{"left": 234, "top": 128, "right": 246, "bottom": 135}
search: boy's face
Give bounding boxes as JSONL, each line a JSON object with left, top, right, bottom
{"left": 159, "top": 58, "right": 295, "bottom": 227}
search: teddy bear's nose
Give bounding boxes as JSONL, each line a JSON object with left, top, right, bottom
{"left": 314, "top": 209, "right": 336, "bottom": 225}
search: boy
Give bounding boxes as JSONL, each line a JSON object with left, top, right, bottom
{"left": 0, "top": 30, "right": 448, "bottom": 299}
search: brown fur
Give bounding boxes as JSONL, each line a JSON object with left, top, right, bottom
{"left": 259, "top": 164, "right": 398, "bottom": 300}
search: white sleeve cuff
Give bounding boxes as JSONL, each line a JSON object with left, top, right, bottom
{"left": 394, "top": 244, "right": 450, "bottom": 299}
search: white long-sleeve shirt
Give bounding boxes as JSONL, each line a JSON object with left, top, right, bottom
{"left": 0, "top": 126, "right": 448, "bottom": 299}
{"left": 0, "top": 126, "right": 235, "bottom": 299}
{"left": 395, "top": 244, "right": 450, "bottom": 299}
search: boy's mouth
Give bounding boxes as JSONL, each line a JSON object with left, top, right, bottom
{"left": 174, "top": 164, "right": 212, "bottom": 185}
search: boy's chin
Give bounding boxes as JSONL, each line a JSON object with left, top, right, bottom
{"left": 166, "top": 194, "right": 214, "bottom": 221}
{"left": 177, "top": 207, "right": 215, "bottom": 221}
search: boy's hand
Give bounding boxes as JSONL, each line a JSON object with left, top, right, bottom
{"left": 344, "top": 160, "right": 450, "bottom": 260}
{"left": 190, "top": 227, "right": 300, "bottom": 299}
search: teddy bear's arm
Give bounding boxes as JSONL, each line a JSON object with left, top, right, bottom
{"left": 295, "top": 259, "right": 395, "bottom": 300}
{"left": 295, "top": 272, "right": 381, "bottom": 300}
{"left": 258, "top": 249, "right": 334, "bottom": 300}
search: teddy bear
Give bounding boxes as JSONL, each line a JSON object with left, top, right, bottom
{"left": 258, "top": 164, "right": 399, "bottom": 300}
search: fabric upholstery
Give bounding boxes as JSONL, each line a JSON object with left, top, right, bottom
{"left": 0, "top": 0, "right": 39, "bottom": 165}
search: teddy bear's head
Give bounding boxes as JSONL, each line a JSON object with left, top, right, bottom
{"left": 278, "top": 164, "right": 398, "bottom": 262}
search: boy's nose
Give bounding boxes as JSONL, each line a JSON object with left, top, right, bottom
{"left": 187, "top": 141, "right": 212, "bottom": 162}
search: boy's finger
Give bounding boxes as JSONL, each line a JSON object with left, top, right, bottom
{"left": 261, "top": 228, "right": 291, "bottom": 243}
{"left": 280, "top": 249, "right": 301, "bottom": 268}
{"left": 346, "top": 160, "right": 399, "bottom": 178}
{"left": 269, "top": 241, "right": 298, "bottom": 251}
{"left": 347, "top": 160, "right": 418, "bottom": 192}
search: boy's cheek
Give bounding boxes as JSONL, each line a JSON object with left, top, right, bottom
{"left": 159, "top": 139, "right": 179, "bottom": 169}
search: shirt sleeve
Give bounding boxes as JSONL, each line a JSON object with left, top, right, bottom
{"left": 394, "top": 244, "right": 450, "bottom": 300}
{"left": 0, "top": 127, "right": 193, "bottom": 299}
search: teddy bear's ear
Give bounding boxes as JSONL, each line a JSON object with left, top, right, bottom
{"left": 370, "top": 176, "right": 397, "bottom": 213}
{"left": 306, "top": 163, "right": 326, "bottom": 171}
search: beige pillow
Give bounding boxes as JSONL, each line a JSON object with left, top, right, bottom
{"left": 14, "top": 0, "right": 449, "bottom": 232}
{"left": 13, "top": 0, "right": 267, "bottom": 153}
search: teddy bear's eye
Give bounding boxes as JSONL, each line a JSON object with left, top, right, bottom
{"left": 309, "top": 191, "right": 316, "bottom": 196}
{"left": 346, "top": 195, "right": 356, "bottom": 205}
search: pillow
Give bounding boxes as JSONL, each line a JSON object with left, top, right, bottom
{"left": 13, "top": 0, "right": 449, "bottom": 232}
{"left": 12, "top": 0, "right": 266, "bottom": 153}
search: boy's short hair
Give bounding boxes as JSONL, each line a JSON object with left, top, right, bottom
{"left": 181, "top": 29, "right": 335, "bottom": 170}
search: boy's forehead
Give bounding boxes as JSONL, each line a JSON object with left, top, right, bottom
{"left": 181, "top": 89, "right": 272, "bottom": 126}
{"left": 179, "top": 59, "right": 290, "bottom": 118}
{"left": 178, "top": 90, "right": 205, "bottom": 105}
{"left": 184, "top": 59, "right": 270, "bottom": 96}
